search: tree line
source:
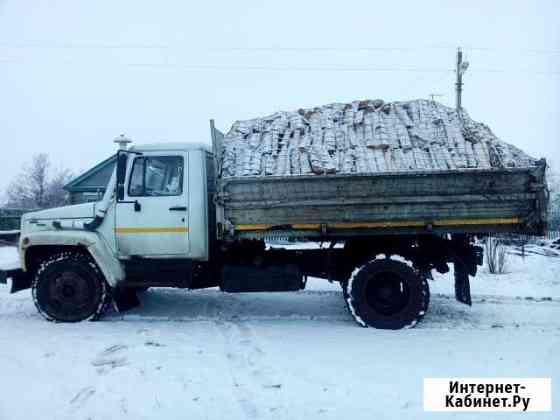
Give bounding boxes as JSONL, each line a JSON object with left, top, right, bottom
{"left": 3, "top": 154, "right": 73, "bottom": 210}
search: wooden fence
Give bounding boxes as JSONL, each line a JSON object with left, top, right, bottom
{"left": 496, "top": 231, "right": 560, "bottom": 247}
{"left": 545, "top": 230, "right": 560, "bottom": 241}
{"left": 0, "top": 208, "right": 32, "bottom": 231}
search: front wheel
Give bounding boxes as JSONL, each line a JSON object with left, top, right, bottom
{"left": 346, "top": 257, "right": 429, "bottom": 329}
{"left": 32, "top": 252, "right": 109, "bottom": 322}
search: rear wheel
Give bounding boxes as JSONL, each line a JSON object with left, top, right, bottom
{"left": 341, "top": 279, "right": 349, "bottom": 305}
{"left": 346, "top": 257, "right": 429, "bottom": 329}
{"left": 418, "top": 270, "right": 430, "bottom": 319}
{"left": 32, "top": 252, "right": 109, "bottom": 322}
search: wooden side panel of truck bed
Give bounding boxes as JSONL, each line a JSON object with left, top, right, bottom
{"left": 216, "top": 161, "right": 548, "bottom": 239}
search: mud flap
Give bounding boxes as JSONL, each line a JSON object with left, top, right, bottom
{"left": 112, "top": 287, "right": 141, "bottom": 312}
{"left": 454, "top": 263, "right": 472, "bottom": 306}
{"left": 0, "top": 269, "right": 32, "bottom": 294}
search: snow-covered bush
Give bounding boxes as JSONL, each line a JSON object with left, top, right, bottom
{"left": 548, "top": 165, "right": 560, "bottom": 230}
{"left": 485, "top": 237, "right": 508, "bottom": 274}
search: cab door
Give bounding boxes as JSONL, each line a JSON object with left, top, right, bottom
{"left": 116, "top": 152, "right": 190, "bottom": 257}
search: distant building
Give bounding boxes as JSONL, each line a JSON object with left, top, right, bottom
{"left": 64, "top": 155, "right": 116, "bottom": 204}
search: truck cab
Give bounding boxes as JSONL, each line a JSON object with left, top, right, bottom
{"left": 111, "top": 143, "right": 214, "bottom": 261}
{"left": 1, "top": 142, "right": 218, "bottom": 322}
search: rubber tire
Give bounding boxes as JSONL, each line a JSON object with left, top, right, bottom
{"left": 32, "top": 252, "right": 109, "bottom": 322}
{"left": 419, "top": 272, "right": 430, "bottom": 319}
{"left": 392, "top": 268, "right": 430, "bottom": 320}
{"left": 346, "top": 258, "right": 429, "bottom": 329}
{"left": 343, "top": 263, "right": 430, "bottom": 320}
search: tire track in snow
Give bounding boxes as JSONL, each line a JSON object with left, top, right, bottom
{"left": 91, "top": 344, "right": 129, "bottom": 373}
{"left": 215, "top": 319, "right": 259, "bottom": 418}
{"left": 215, "top": 319, "right": 286, "bottom": 418}
{"left": 54, "top": 343, "right": 132, "bottom": 419}
{"left": 69, "top": 386, "right": 96, "bottom": 407}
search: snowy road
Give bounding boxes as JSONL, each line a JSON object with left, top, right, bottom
{"left": 1, "top": 246, "right": 559, "bottom": 419}
{"left": 1, "top": 286, "right": 559, "bottom": 419}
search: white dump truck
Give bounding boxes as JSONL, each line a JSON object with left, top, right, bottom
{"left": 0, "top": 120, "right": 548, "bottom": 329}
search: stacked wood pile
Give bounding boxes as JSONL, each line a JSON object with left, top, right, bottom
{"left": 220, "top": 99, "right": 536, "bottom": 177}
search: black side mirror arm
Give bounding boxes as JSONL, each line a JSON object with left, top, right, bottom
{"left": 116, "top": 151, "right": 128, "bottom": 201}
{"left": 115, "top": 150, "right": 142, "bottom": 202}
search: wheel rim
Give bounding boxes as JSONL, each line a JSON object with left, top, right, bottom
{"left": 44, "top": 268, "right": 99, "bottom": 321}
{"left": 365, "top": 271, "right": 410, "bottom": 316}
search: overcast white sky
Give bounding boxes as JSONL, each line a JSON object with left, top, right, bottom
{"left": 0, "top": 0, "right": 559, "bottom": 199}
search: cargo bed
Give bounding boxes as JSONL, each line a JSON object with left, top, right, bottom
{"left": 216, "top": 162, "right": 548, "bottom": 240}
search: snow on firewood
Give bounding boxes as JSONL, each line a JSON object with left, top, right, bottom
{"left": 220, "top": 99, "right": 536, "bottom": 177}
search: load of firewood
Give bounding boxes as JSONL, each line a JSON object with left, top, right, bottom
{"left": 220, "top": 99, "right": 536, "bottom": 178}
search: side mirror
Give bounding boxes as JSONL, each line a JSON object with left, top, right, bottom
{"left": 116, "top": 152, "right": 128, "bottom": 201}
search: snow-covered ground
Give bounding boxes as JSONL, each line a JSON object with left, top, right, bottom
{"left": 1, "top": 245, "right": 558, "bottom": 419}
{"left": 0, "top": 245, "right": 19, "bottom": 270}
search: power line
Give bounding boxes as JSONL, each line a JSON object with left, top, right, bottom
{"left": 1, "top": 42, "right": 559, "bottom": 55}
{"left": 215, "top": 46, "right": 560, "bottom": 56}
{"left": 0, "top": 57, "right": 558, "bottom": 75}
{"left": 460, "top": 46, "right": 560, "bottom": 55}
{"left": 127, "top": 63, "right": 452, "bottom": 72}
{"left": 0, "top": 59, "right": 453, "bottom": 72}
{"left": 212, "top": 46, "right": 449, "bottom": 52}
{"left": 0, "top": 41, "right": 170, "bottom": 50}
{"left": 1, "top": 42, "right": 444, "bottom": 51}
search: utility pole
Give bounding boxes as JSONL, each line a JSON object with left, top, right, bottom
{"left": 455, "top": 48, "right": 463, "bottom": 110}
{"left": 455, "top": 47, "right": 469, "bottom": 110}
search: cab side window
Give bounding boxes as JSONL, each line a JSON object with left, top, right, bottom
{"left": 128, "top": 156, "right": 184, "bottom": 197}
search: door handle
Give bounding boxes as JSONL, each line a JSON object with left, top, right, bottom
{"left": 119, "top": 200, "right": 141, "bottom": 212}
{"left": 169, "top": 206, "right": 187, "bottom": 211}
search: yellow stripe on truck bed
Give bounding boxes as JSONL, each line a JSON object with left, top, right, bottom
{"left": 235, "top": 217, "right": 521, "bottom": 232}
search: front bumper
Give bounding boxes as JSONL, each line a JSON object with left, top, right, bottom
{"left": 0, "top": 269, "right": 32, "bottom": 294}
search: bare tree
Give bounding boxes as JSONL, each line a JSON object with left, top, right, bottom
{"left": 485, "top": 236, "right": 508, "bottom": 274}
{"left": 45, "top": 167, "right": 74, "bottom": 208}
{"left": 5, "top": 154, "right": 73, "bottom": 209}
